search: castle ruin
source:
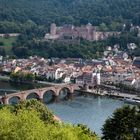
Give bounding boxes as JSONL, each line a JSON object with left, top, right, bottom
{"left": 44, "top": 23, "right": 120, "bottom": 42}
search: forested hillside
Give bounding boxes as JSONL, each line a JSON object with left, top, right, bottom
{"left": 0, "top": 0, "right": 140, "bottom": 58}
{"left": 0, "top": 0, "right": 140, "bottom": 33}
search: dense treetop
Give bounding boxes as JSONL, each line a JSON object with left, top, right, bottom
{"left": 0, "top": 100, "right": 99, "bottom": 140}
{"left": 0, "top": 0, "right": 140, "bottom": 29}
{"left": 0, "top": 0, "right": 140, "bottom": 58}
{"left": 102, "top": 106, "right": 140, "bottom": 140}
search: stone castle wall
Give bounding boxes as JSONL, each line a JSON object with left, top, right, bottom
{"left": 44, "top": 23, "right": 120, "bottom": 42}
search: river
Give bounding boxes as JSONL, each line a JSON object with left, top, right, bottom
{"left": 0, "top": 81, "right": 128, "bottom": 136}
{"left": 47, "top": 95, "right": 127, "bottom": 136}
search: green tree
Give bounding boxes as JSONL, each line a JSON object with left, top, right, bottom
{"left": 99, "top": 23, "right": 108, "bottom": 31}
{"left": 13, "top": 99, "right": 54, "bottom": 124}
{"left": 0, "top": 108, "right": 52, "bottom": 140}
{"left": 10, "top": 72, "right": 35, "bottom": 83}
{"left": 102, "top": 106, "right": 140, "bottom": 140}
{"left": 0, "top": 100, "right": 99, "bottom": 140}
{"left": 0, "top": 47, "right": 6, "bottom": 56}
{"left": 13, "top": 47, "right": 28, "bottom": 58}
{"left": 0, "top": 42, "right": 4, "bottom": 46}
{"left": 24, "top": 73, "right": 35, "bottom": 82}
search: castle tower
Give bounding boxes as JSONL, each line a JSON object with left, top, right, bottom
{"left": 86, "top": 23, "right": 92, "bottom": 41}
{"left": 50, "top": 23, "right": 57, "bottom": 35}
{"left": 92, "top": 27, "right": 97, "bottom": 41}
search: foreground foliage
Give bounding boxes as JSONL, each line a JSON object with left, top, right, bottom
{"left": 102, "top": 106, "right": 140, "bottom": 140}
{"left": 0, "top": 100, "right": 99, "bottom": 140}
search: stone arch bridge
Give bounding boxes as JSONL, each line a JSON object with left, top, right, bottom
{"left": 1, "top": 84, "right": 79, "bottom": 105}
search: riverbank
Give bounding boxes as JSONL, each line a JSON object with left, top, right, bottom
{"left": 78, "top": 89, "right": 140, "bottom": 104}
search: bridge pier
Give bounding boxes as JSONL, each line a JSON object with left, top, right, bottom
{"left": 2, "top": 96, "right": 9, "bottom": 104}
{"left": 39, "top": 98, "right": 44, "bottom": 103}
{"left": 20, "top": 92, "right": 27, "bottom": 102}
{"left": 68, "top": 92, "right": 73, "bottom": 100}
{"left": 53, "top": 95, "right": 59, "bottom": 103}
{"left": 63, "top": 92, "right": 73, "bottom": 100}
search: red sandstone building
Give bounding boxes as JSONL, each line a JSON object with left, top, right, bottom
{"left": 44, "top": 23, "right": 120, "bottom": 42}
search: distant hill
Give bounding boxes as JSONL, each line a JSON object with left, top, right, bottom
{"left": 0, "top": 0, "right": 140, "bottom": 29}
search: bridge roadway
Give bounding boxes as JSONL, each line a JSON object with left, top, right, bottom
{"left": 0, "top": 84, "right": 79, "bottom": 105}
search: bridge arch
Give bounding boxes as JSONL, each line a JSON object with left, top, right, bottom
{"left": 9, "top": 96, "right": 21, "bottom": 105}
{"left": 42, "top": 89, "right": 56, "bottom": 104}
{"left": 1, "top": 84, "right": 78, "bottom": 105}
{"left": 58, "top": 87, "right": 72, "bottom": 100}
{"left": 26, "top": 92, "right": 40, "bottom": 100}
{"left": 0, "top": 100, "right": 2, "bottom": 105}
